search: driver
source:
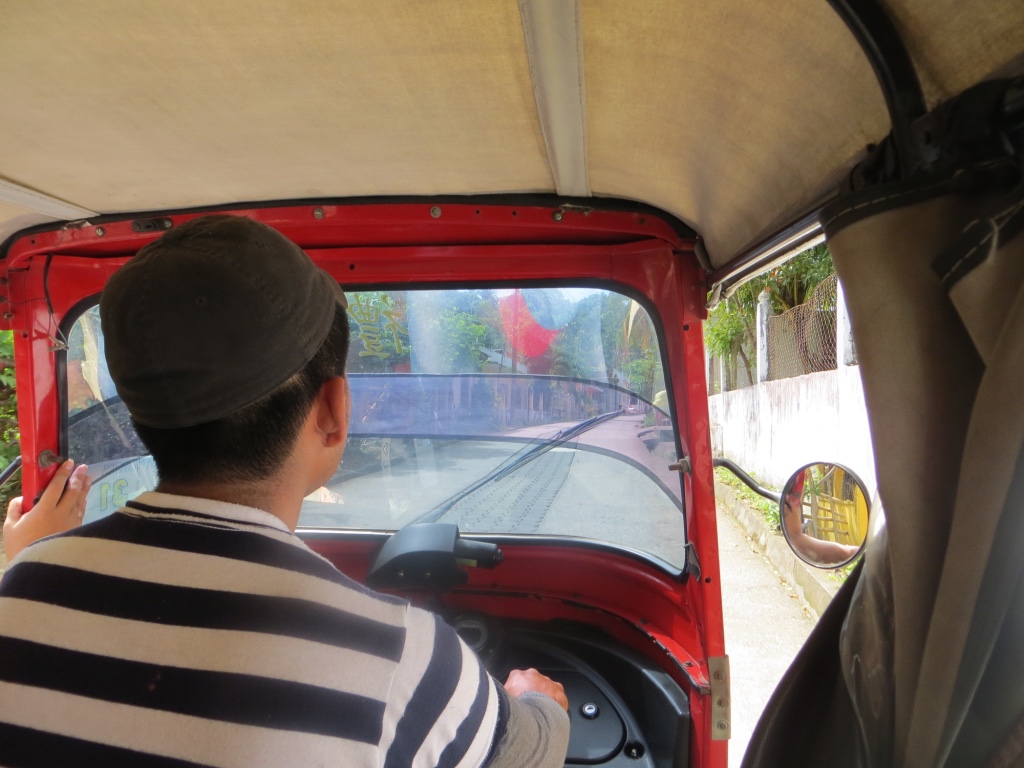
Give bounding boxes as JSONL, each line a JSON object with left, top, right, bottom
{"left": 0, "top": 215, "right": 570, "bottom": 767}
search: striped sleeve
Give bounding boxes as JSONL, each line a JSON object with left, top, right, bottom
{"left": 0, "top": 517, "right": 411, "bottom": 768}
{"left": 380, "top": 608, "right": 502, "bottom": 768}
{"left": 483, "top": 690, "right": 570, "bottom": 768}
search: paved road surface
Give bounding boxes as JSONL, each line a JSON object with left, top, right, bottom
{"left": 302, "top": 413, "right": 689, "bottom": 565}
{"left": 717, "top": 502, "right": 817, "bottom": 768}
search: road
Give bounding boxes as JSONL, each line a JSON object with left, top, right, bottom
{"left": 717, "top": 500, "right": 817, "bottom": 767}
{"left": 301, "top": 413, "right": 689, "bottom": 566}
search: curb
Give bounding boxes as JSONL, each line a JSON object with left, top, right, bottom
{"left": 715, "top": 480, "right": 839, "bottom": 620}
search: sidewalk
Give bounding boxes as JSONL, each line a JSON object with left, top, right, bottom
{"left": 716, "top": 480, "right": 830, "bottom": 768}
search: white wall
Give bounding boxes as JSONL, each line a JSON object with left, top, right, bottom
{"left": 708, "top": 364, "right": 876, "bottom": 494}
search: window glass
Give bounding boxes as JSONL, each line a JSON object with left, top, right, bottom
{"left": 67, "top": 286, "right": 685, "bottom": 567}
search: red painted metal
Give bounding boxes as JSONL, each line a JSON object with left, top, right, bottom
{"left": 3, "top": 202, "right": 724, "bottom": 767}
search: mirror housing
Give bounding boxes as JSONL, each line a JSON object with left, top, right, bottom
{"left": 779, "top": 462, "right": 870, "bottom": 569}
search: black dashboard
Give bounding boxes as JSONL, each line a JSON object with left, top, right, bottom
{"left": 448, "top": 613, "right": 691, "bottom": 768}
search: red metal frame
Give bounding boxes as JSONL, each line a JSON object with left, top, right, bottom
{"left": 1, "top": 202, "right": 725, "bottom": 767}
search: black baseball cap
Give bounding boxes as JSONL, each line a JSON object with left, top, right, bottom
{"left": 100, "top": 215, "right": 347, "bottom": 429}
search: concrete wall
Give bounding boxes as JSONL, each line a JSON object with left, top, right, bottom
{"left": 708, "top": 364, "right": 876, "bottom": 494}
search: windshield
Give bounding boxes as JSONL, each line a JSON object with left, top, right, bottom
{"left": 67, "top": 286, "right": 686, "bottom": 567}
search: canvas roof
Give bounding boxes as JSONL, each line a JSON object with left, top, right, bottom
{"left": 1, "top": 0, "right": 1021, "bottom": 269}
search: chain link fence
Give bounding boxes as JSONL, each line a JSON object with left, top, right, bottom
{"left": 706, "top": 274, "right": 860, "bottom": 393}
{"left": 765, "top": 274, "right": 838, "bottom": 381}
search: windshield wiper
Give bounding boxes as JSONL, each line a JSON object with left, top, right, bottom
{"left": 413, "top": 409, "right": 622, "bottom": 524}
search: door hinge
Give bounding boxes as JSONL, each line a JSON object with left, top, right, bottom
{"left": 709, "top": 655, "right": 731, "bottom": 741}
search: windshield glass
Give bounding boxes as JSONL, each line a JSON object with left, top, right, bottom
{"left": 67, "top": 286, "right": 685, "bottom": 567}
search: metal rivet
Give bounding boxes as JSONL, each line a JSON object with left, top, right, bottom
{"left": 717, "top": 721, "right": 728, "bottom": 731}
{"left": 714, "top": 671, "right": 725, "bottom": 681}
{"left": 717, "top": 698, "right": 728, "bottom": 707}
{"left": 683, "top": 661, "right": 694, "bottom": 667}
{"left": 163, "top": 219, "right": 173, "bottom": 229}
{"left": 313, "top": 207, "right": 325, "bottom": 220}
{"left": 95, "top": 227, "right": 105, "bottom": 237}
{"left": 552, "top": 211, "right": 563, "bottom": 221}
{"left": 429, "top": 206, "right": 442, "bottom": 218}
{"left": 2, "top": 312, "right": 13, "bottom": 321}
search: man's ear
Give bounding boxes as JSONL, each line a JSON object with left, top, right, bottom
{"left": 314, "top": 376, "right": 349, "bottom": 447}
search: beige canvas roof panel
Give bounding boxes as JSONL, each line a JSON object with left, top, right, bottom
{"left": 1, "top": 0, "right": 1021, "bottom": 268}
{"left": 1, "top": 1, "right": 553, "bottom": 213}
{"left": 581, "top": 0, "right": 888, "bottom": 265}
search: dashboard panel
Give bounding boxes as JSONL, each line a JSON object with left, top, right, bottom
{"left": 447, "top": 613, "right": 691, "bottom": 768}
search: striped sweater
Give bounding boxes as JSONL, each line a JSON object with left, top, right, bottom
{"left": 0, "top": 493, "right": 568, "bottom": 768}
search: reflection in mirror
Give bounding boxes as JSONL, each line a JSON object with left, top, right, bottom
{"left": 780, "top": 462, "right": 870, "bottom": 569}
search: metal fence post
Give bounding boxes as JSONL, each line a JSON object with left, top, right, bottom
{"left": 757, "top": 288, "right": 771, "bottom": 382}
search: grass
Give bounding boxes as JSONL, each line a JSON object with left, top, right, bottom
{"left": 827, "top": 557, "right": 861, "bottom": 583}
{"left": 714, "top": 466, "right": 781, "bottom": 530}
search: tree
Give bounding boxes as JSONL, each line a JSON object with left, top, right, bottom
{"left": 409, "top": 291, "right": 502, "bottom": 374}
{"left": 0, "top": 330, "right": 19, "bottom": 510}
{"left": 705, "top": 244, "right": 834, "bottom": 385}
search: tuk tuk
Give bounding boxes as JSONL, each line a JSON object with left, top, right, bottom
{"left": 0, "top": 3, "right": 1021, "bottom": 766}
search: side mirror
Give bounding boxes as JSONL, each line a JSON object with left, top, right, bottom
{"left": 779, "top": 462, "right": 870, "bottom": 569}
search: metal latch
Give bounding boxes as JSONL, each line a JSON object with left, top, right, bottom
{"left": 709, "top": 656, "right": 731, "bottom": 741}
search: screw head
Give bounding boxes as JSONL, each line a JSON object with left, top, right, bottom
{"left": 429, "top": 206, "right": 442, "bottom": 218}
{"left": 717, "top": 720, "right": 728, "bottom": 731}
{"left": 95, "top": 226, "right": 105, "bottom": 237}
{"left": 552, "top": 211, "right": 563, "bottom": 221}
{"left": 313, "top": 207, "right": 325, "bottom": 219}
{"left": 714, "top": 671, "right": 725, "bottom": 681}
{"left": 579, "top": 703, "right": 599, "bottom": 719}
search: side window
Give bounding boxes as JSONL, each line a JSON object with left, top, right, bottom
{"left": 66, "top": 306, "right": 155, "bottom": 522}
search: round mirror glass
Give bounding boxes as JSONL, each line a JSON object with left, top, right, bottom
{"left": 779, "top": 462, "right": 870, "bottom": 568}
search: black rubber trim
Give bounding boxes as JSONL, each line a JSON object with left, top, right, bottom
{"left": 933, "top": 184, "right": 1024, "bottom": 289}
{"left": 826, "top": 0, "right": 928, "bottom": 177}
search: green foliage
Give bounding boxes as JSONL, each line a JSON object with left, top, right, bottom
{"left": 0, "top": 330, "right": 19, "bottom": 510}
{"left": 714, "top": 466, "right": 780, "bottom": 529}
{"left": 704, "top": 299, "right": 750, "bottom": 358}
{"left": 549, "top": 295, "right": 603, "bottom": 379}
{"left": 704, "top": 244, "right": 835, "bottom": 384}
{"left": 621, "top": 347, "right": 660, "bottom": 402}
{"left": 549, "top": 293, "right": 633, "bottom": 381}
{"left": 761, "top": 243, "right": 834, "bottom": 312}
{"left": 402, "top": 290, "right": 504, "bottom": 374}
{"left": 437, "top": 308, "right": 494, "bottom": 372}
{"left": 828, "top": 557, "right": 862, "bottom": 583}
